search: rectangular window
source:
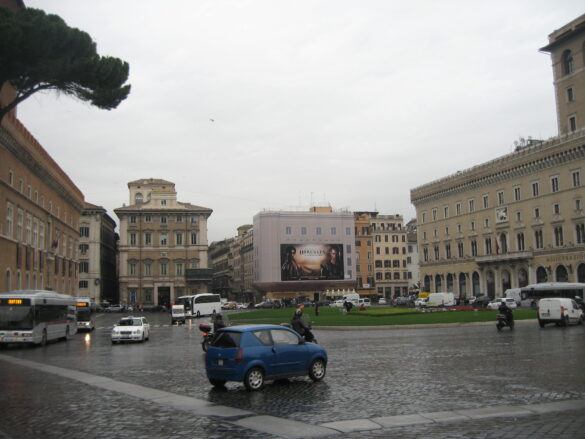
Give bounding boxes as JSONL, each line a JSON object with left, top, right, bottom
{"left": 497, "top": 191, "right": 505, "bottom": 205}
{"left": 554, "top": 227, "right": 564, "bottom": 246}
{"left": 79, "top": 280, "right": 88, "bottom": 289}
{"left": 145, "top": 263, "right": 152, "bottom": 276}
{"left": 535, "top": 230, "right": 543, "bottom": 249}
{"left": 161, "top": 215, "right": 168, "bottom": 224}
{"left": 331, "top": 227, "right": 336, "bottom": 235}
{"left": 145, "top": 232, "right": 152, "bottom": 246}
{"left": 130, "top": 233, "right": 137, "bottom": 245}
{"left": 516, "top": 211, "right": 521, "bottom": 222}
{"left": 517, "top": 233, "right": 525, "bottom": 251}
{"left": 470, "top": 221, "right": 475, "bottom": 231}
{"left": 457, "top": 242, "right": 464, "bottom": 258}
{"left": 434, "top": 246, "right": 439, "bottom": 260}
{"left": 443, "top": 206, "right": 449, "bottom": 219}
{"left": 456, "top": 202, "right": 461, "bottom": 215}
{"left": 445, "top": 244, "right": 451, "bottom": 259}
{"left": 421, "top": 212, "right": 426, "bottom": 223}
{"left": 176, "top": 233, "right": 183, "bottom": 245}
{"left": 145, "top": 215, "right": 152, "bottom": 223}
{"left": 572, "top": 170, "right": 581, "bottom": 187}
{"left": 532, "top": 182, "right": 539, "bottom": 197}
{"left": 160, "top": 232, "right": 167, "bottom": 246}
{"left": 471, "top": 240, "right": 477, "bottom": 257}
{"left": 569, "top": 116, "right": 577, "bottom": 132}
{"left": 567, "top": 87, "right": 574, "bottom": 102}
{"left": 577, "top": 199, "right": 582, "bottom": 211}
{"left": 553, "top": 203, "right": 560, "bottom": 215}
{"left": 176, "top": 215, "right": 183, "bottom": 223}
{"left": 346, "top": 227, "right": 351, "bottom": 235}
{"left": 190, "top": 232, "right": 197, "bottom": 245}
{"left": 514, "top": 186, "right": 521, "bottom": 201}
{"left": 468, "top": 199, "right": 475, "bottom": 212}
{"left": 6, "top": 202, "right": 13, "bottom": 238}
{"left": 534, "top": 207, "right": 540, "bottom": 218}
{"left": 80, "top": 226, "right": 89, "bottom": 237}
{"left": 301, "top": 227, "right": 307, "bottom": 235}
{"left": 551, "top": 176, "right": 559, "bottom": 193}
{"left": 432, "top": 209, "right": 437, "bottom": 221}
{"left": 80, "top": 261, "right": 89, "bottom": 273}
{"left": 161, "top": 200, "right": 167, "bottom": 206}
{"left": 285, "top": 226, "right": 292, "bottom": 235}
{"left": 176, "top": 263, "right": 184, "bottom": 276}
{"left": 576, "top": 224, "right": 585, "bottom": 244}
{"left": 130, "top": 215, "right": 136, "bottom": 224}
{"left": 316, "top": 227, "right": 322, "bottom": 235}
{"left": 482, "top": 194, "right": 489, "bottom": 209}
{"left": 160, "top": 263, "right": 168, "bottom": 276}
{"left": 485, "top": 238, "right": 492, "bottom": 255}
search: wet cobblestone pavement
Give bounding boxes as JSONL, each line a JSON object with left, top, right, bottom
{"left": 1, "top": 312, "right": 585, "bottom": 438}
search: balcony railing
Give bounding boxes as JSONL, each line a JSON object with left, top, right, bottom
{"left": 475, "top": 251, "right": 533, "bottom": 264}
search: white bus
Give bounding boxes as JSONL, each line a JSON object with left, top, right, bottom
{"left": 176, "top": 293, "right": 221, "bottom": 318}
{"left": 0, "top": 290, "right": 78, "bottom": 346}
{"left": 519, "top": 282, "right": 585, "bottom": 308}
{"left": 76, "top": 297, "right": 95, "bottom": 331}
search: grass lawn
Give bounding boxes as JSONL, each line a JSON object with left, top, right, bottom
{"left": 226, "top": 307, "right": 537, "bottom": 327}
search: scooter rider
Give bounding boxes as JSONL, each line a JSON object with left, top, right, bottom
{"left": 213, "top": 313, "right": 226, "bottom": 332}
{"left": 291, "top": 306, "right": 315, "bottom": 342}
{"left": 498, "top": 300, "right": 514, "bottom": 325}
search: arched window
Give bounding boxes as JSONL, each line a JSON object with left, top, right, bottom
{"left": 424, "top": 275, "right": 431, "bottom": 292}
{"left": 472, "top": 272, "right": 480, "bottom": 295}
{"left": 486, "top": 270, "right": 495, "bottom": 298}
{"left": 578, "top": 263, "right": 585, "bottom": 283}
{"left": 435, "top": 275, "right": 442, "bottom": 292}
{"left": 501, "top": 270, "right": 511, "bottom": 292}
{"left": 536, "top": 266, "right": 548, "bottom": 283}
{"left": 135, "top": 192, "right": 144, "bottom": 204}
{"left": 459, "top": 273, "right": 467, "bottom": 297}
{"left": 562, "top": 50, "right": 574, "bottom": 75}
{"left": 446, "top": 273, "right": 454, "bottom": 291}
{"left": 518, "top": 268, "right": 528, "bottom": 287}
{"left": 555, "top": 265, "right": 568, "bottom": 282}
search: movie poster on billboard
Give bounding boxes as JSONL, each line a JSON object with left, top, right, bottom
{"left": 280, "top": 244, "right": 344, "bottom": 281}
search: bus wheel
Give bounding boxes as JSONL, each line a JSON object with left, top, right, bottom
{"left": 196, "top": 311, "right": 201, "bottom": 318}
{"left": 40, "top": 329, "right": 47, "bottom": 347}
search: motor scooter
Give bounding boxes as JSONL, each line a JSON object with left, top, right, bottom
{"left": 496, "top": 314, "right": 514, "bottom": 331}
{"left": 198, "top": 323, "right": 214, "bottom": 352}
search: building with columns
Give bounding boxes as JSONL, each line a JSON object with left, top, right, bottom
{"left": 411, "top": 15, "right": 585, "bottom": 299}
{"left": 115, "top": 179, "right": 212, "bottom": 307}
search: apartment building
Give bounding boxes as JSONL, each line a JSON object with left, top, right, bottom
{"left": 411, "top": 15, "right": 585, "bottom": 299}
{"left": 115, "top": 179, "right": 212, "bottom": 307}
{"left": 78, "top": 202, "right": 118, "bottom": 304}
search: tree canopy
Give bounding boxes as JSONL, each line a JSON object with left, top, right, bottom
{"left": 0, "top": 7, "right": 131, "bottom": 122}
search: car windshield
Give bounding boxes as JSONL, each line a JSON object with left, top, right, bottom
{"left": 212, "top": 331, "right": 241, "bottom": 348}
{"left": 118, "top": 318, "right": 142, "bottom": 326}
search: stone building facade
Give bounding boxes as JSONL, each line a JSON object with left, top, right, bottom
{"left": 1, "top": 5, "right": 85, "bottom": 294}
{"left": 114, "top": 179, "right": 212, "bottom": 307}
{"left": 78, "top": 202, "right": 118, "bottom": 304}
{"left": 411, "top": 15, "right": 585, "bottom": 300}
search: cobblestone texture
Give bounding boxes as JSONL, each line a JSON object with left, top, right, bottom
{"left": 1, "top": 312, "right": 585, "bottom": 438}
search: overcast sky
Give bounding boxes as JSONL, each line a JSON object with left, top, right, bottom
{"left": 19, "top": 1, "right": 584, "bottom": 242}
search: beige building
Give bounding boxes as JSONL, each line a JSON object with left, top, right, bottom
{"left": 371, "top": 214, "right": 409, "bottom": 299}
{"left": 114, "top": 179, "right": 212, "bottom": 307}
{"left": 411, "top": 15, "right": 585, "bottom": 299}
{"left": 229, "top": 225, "right": 257, "bottom": 302}
{"left": 209, "top": 238, "right": 234, "bottom": 296}
{"left": 78, "top": 202, "right": 118, "bottom": 304}
{"left": 540, "top": 14, "right": 585, "bottom": 135}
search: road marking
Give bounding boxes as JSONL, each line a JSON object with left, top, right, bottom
{"left": 1, "top": 353, "right": 585, "bottom": 438}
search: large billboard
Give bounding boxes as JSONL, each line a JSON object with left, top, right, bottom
{"left": 280, "top": 244, "right": 344, "bottom": 281}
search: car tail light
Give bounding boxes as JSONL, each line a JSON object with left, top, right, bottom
{"left": 235, "top": 348, "right": 243, "bottom": 365}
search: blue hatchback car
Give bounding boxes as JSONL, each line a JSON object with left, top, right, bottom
{"left": 205, "top": 324, "right": 328, "bottom": 390}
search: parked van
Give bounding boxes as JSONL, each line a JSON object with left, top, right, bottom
{"left": 426, "top": 292, "right": 456, "bottom": 307}
{"left": 537, "top": 298, "right": 583, "bottom": 327}
{"left": 358, "top": 298, "right": 371, "bottom": 308}
{"left": 342, "top": 293, "right": 360, "bottom": 306}
{"left": 504, "top": 288, "right": 522, "bottom": 306}
{"left": 171, "top": 304, "right": 186, "bottom": 324}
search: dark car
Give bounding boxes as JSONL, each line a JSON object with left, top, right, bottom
{"left": 205, "top": 324, "right": 328, "bottom": 391}
{"left": 470, "top": 296, "right": 491, "bottom": 308}
{"left": 254, "top": 301, "right": 276, "bottom": 309}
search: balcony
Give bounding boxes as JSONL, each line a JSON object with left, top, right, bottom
{"left": 475, "top": 251, "right": 533, "bottom": 264}
{"left": 185, "top": 268, "right": 213, "bottom": 282}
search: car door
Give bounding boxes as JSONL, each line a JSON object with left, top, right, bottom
{"left": 141, "top": 317, "right": 150, "bottom": 338}
{"left": 270, "top": 328, "right": 307, "bottom": 376}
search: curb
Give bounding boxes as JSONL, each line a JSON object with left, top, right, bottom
{"left": 312, "top": 319, "right": 538, "bottom": 330}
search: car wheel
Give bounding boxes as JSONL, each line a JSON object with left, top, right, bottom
{"left": 244, "top": 367, "right": 265, "bottom": 391}
{"left": 209, "top": 379, "right": 226, "bottom": 388}
{"left": 309, "top": 358, "right": 326, "bottom": 382}
{"left": 141, "top": 333, "right": 145, "bottom": 342}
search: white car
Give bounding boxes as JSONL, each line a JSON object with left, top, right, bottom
{"left": 236, "top": 303, "right": 248, "bottom": 309}
{"left": 414, "top": 298, "right": 428, "bottom": 307}
{"left": 378, "top": 298, "right": 387, "bottom": 305}
{"left": 487, "top": 298, "right": 517, "bottom": 310}
{"left": 111, "top": 317, "right": 150, "bottom": 344}
{"left": 332, "top": 300, "right": 344, "bottom": 307}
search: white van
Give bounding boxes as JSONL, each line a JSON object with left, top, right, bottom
{"left": 537, "top": 298, "right": 583, "bottom": 327}
{"left": 358, "top": 298, "right": 371, "bottom": 308}
{"left": 171, "top": 304, "right": 186, "bottom": 324}
{"left": 342, "top": 293, "right": 360, "bottom": 306}
{"left": 426, "top": 292, "right": 455, "bottom": 307}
